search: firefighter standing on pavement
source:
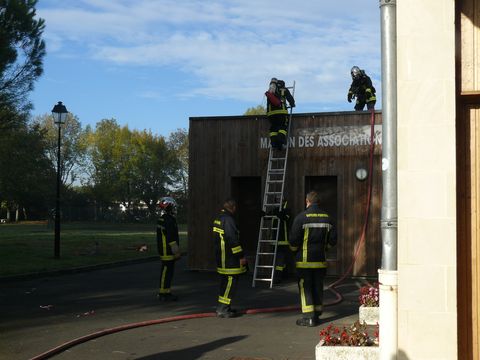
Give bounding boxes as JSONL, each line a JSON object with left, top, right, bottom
{"left": 212, "top": 198, "right": 247, "bottom": 318}
{"left": 289, "top": 191, "right": 337, "bottom": 327}
{"left": 347, "top": 66, "right": 376, "bottom": 111}
{"left": 265, "top": 78, "right": 295, "bottom": 150}
{"left": 156, "top": 197, "right": 181, "bottom": 301}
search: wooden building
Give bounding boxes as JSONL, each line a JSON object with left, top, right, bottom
{"left": 188, "top": 111, "right": 383, "bottom": 277}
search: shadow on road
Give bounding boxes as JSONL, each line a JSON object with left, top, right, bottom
{"left": 135, "top": 335, "right": 248, "bottom": 360}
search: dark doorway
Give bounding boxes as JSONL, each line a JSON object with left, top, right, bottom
{"left": 304, "top": 176, "right": 338, "bottom": 266}
{"left": 231, "top": 177, "right": 262, "bottom": 253}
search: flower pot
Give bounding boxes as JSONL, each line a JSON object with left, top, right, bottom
{"left": 315, "top": 343, "right": 379, "bottom": 360}
{"left": 359, "top": 306, "right": 379, "bottom": 325}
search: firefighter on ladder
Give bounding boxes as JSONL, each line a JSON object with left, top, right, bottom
{"left": 347, "top": 66, "right": 376, "bottom": 111}
{"left": 265, "top": 78, "right": 295, "bottom": 150}
{"left": 156, "top": 197, "right": 181, "bottom": 301}
{"left": 289, "top": 191, "right": 337, "bottom": 326}
{"left": 273, "top": 199, "right": 291, "bottom": 283}
{"left": 213, "top": 198, "right": 247, "bottom": 318}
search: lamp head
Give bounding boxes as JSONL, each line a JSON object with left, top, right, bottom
{"left": 51, "top": 101, "right": 68, "bottom": 125}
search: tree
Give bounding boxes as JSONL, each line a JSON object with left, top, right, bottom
{"left": 0, "top": 0, "right": 46, "bottom": 129}
{"left": 130, "top": 129, "right": 180, "bottom": 218}
{"left": 34, "top": 113, "right": 88, "bottom": 187}
{"left": 167, "top": 128, "right": 188, "bottom": 223}
{"left": 85, "top": 120, "right": 184, "bottom": 220}
{"left": 85, "top": 119, "right": 126, "bottom": 212}
{"left": 244, "top": 105, "right": 266, "bottom": 115}
{"left": 0, "top": 123, "right": 55, "bottom": 220}
{"left": 0, "top": 1, "right": 48, "bottom": 220}
{"left": 168, "top": 128, "right": 188, "bottom": 194}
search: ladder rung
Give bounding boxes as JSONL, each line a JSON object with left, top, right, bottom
{"left": 268, "top": 169, "right": 284, "bottom": 173}
{"left": 259, "top": 240, "right": 276, "bottom": 243}
{"left": 267, "top": 180, "right": 283, "bottom": 183}
{"left": 270, "top": 157, "right": 286, "bottom": 161}
{"left": 266, "top": 191, "right": 282, "bottom": 195}
{"left": 256, "top": 265, "right": 274, "bottom": 268}
{"left": 254, "top": 278, "right": 273, "bottom": 282}
{"left": 257, "top": 252, "right": 275, "bottom": 255}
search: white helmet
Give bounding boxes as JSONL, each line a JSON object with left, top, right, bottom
{"left": 158, "top": 197, "right": 177, "bottom": 215}
{"left": 351, "top": 66, "right": 361, "bottom": 80}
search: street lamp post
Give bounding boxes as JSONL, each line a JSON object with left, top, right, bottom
{"left": 51, "top": 101, "right": 68, "bottom": 259}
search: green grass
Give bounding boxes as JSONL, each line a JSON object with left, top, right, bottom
{"left": 0, "top": 222, "right": 188, "bottom": 277}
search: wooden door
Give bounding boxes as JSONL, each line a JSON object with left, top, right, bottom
{"left": 457, "top": 0, "right": 480, "bottom": 357}
{"left": 457, "top": 105, "right": 480, "bottom": 360}
{"left": 231, "top": 177, "right": 262, "bottom": 253}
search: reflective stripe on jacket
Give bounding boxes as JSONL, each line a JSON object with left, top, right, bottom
{"left": 288, "top": 204, "right": 336, "bottom": 269}
{"left": 213, "top": 209, "right": 247, "bottom": 275}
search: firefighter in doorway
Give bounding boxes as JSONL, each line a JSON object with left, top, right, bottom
{"left": 347, "top": 66, "right": 376, "bottom": 111}
{"left": 213, "top": 198, "right": 247, "bottom": 318}
{"left": 289, "top": 191, "right": 337, "bottom": 327}
{"left": 156, "top": 197, "right": 181, "bottom": 301}
{"left": 273, "top": 199, "right": 291, "bottom": 283}
{"left": 265, "top": 78, "right": 295, "bottom": 150}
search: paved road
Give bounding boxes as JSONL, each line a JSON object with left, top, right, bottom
{"left": 0, "top": 258, "right": 364, "bottom": 360}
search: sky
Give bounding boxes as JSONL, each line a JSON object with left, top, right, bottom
{"left": 31, "top": 0, "right": 381, "bottom": 137}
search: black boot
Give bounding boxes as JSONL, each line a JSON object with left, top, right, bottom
{"left": 296, "top": 317, "right": 318, "bottom": 327}
{"left": 216, "top": 304, "right": 237, "bottom": 318}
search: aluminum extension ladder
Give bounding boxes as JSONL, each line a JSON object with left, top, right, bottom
{"left": 252, "top": 82, "right": 295, "bottom": 288}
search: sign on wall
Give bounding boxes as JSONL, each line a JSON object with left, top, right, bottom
{"left": 260, "top": 125, "right": 382, "bottom": 149}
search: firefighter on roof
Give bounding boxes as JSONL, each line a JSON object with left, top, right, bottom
{"left": 347, "top": 66, "right": 376, "bottom": 111}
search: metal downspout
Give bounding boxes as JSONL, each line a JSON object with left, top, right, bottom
{"left": 379, "top": 0, "right": 398, "bottom": 359}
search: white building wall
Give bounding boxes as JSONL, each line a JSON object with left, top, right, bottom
{"left": 397, "top": 0, "right": 457, "bottom": 359}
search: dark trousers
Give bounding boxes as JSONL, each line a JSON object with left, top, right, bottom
{"left": 159, "top": 260, "right": 175, "bottom": 294}
{"left": 354, "top": 97, "right": 376, "bottom": 111}
{"left": 296, "top": 267, "right": 327, "bottom": 319}
{"left": 275, "top": 245, "right": 289, "bottom": 276}
{"left": 217, "top": 274, "right": 239, "bottom": 310}
{"left": 268, "top": 114, "right": 289, "bottom": 149}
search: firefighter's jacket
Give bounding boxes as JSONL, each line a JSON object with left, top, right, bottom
{"left": 157, "top": 212, "right": 179, "bottom": 261}
{"left": 266, "top": 87, "right": 295, "bottom": 117}
{"left": 212, "top": 209, "right": 247, "bottom": 275}
{"left": 289, "top": 204, "right": 336, "bottom": 269}
{"left": 348, "top": 72, "right": 376, "bottom": 103}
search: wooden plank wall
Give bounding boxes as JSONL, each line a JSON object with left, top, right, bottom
{"left": 457, "top": 105, "right": 480, "bottom": 360}
{"left": 188, "top": 111, "right": 382, "bottom": 277}
{"left": 457, "top": 0, "right": 480, "bottom": 358}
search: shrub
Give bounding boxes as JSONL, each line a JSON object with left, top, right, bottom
{"left": 319, "top": 321, "right": 378, "bottom": 346}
